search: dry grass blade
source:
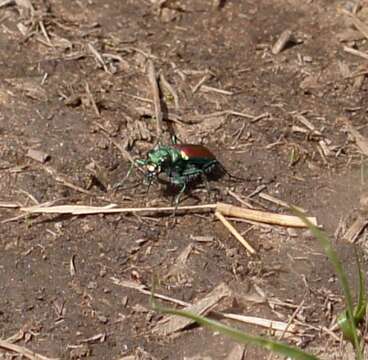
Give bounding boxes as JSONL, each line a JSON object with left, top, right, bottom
{"left": 200, "top": 84, "right": 234, "bottom": 95}
{"left": 217, "top": 203, "right": 317, "bottom": 227}
{"left": 344, "top": 12, "right": 368, "bottom": 41}
{"left": 221, "top": 313, "right": 297, "bottom": 334}
{"left": 192, "top": 73, "right": 211, "bottom": 93}
{"left": 111, "top": 277, "right": 299, "bottom": 335}
{"left": 110, "top": 277, "right": 297, "bottom": 333}
{"left": 42, "top": 165, "right": 102, "bottom": 198}
{"left": 111, "top": 277, "right": 190, "bottom": 306}
{"left": 85, "top": 82, "right": 100, "bottom": 117}
{"left": 147, "top": 60, "right": 163, "bottom": 143}
{"left": 0, "top": 339, "right": 59, "bottom": 360}
{"left": 21, "top": 203, "right": 217, "bottom": 214}
{"left": 20, "top": 202, "right": 317, "bottom": 228}
{"left": 87, "top": 42, "right": 110, "bottom": 74}
{"left": 258, "top": 193, "right": 306, "bottom": 213}
{"left": 0, "top": 202, "right": 21, "bottom": 208}
{"left": 97, "top": 126, "right": 140, "bottom": 170}
{"left": 215, "top": 211, "right": 256, "bottom": 254}
{"left": 343, "top": 46, "right": 368, "bottom": 61}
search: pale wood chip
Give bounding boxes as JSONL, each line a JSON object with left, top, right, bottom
{"left": 344, "top": 215, "right": 368, "bottom": 243}
{"left": 0, "top": 339, "right": 58, "bottom": 360}
{"left": 153, "top": 283, "right": 232, "bottom": 335}
{"left": 342, "top": 117, "right": 368, "bottom": 156}
{"left": 26, "top": 148, "right": 50, "bottom": 163}
{"left": 272, "top": 29, "right": 294, "bottom": 54}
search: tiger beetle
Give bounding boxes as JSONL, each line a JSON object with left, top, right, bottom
{"left": 115, "top": 140, "right": 243, "bottom": 209}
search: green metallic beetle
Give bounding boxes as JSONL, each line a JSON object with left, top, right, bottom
{"left": 113, "top": 142, "right": 221, "bottom": 206}
{"left": 137, "top": 143, "right": 219, "bottom": 206}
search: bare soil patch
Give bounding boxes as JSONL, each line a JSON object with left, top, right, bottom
{"left": 1, "top": 1, "right": 368, "bottom": 359}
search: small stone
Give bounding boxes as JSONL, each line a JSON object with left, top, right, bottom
{"left": 26, "top": 148, "right": 50, "bottom": 163}
{"left": 287, "top": 228, "right": 298, "bottom": 237}
{"left": 87, "top": 281, "right": 97, "bottom": 289}
{"left": 69, "top": 345, "right": 91, "bottom": 359}
{"left": 160, "top": 8, "right": 177, "bottom": 22}
{"left": 96, "top": 312, "right": 108, "bottom": 323}
{"left": 301, "top": 230, "right": 314, "bottom": 240}
{"left": 132, "top": 304, "right": 148, "bottom": 313}
{"left": 64, "top": 94, "right": 81, "bottom": 107}
{"left": 225, "top": 248, "right": 238, "bottom": 257}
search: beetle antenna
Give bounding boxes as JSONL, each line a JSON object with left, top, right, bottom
{"left": 219, "top": 164, "right": 247, "bottom": 183}
{"left": 146, "top": 176, "right": 154, "bottom": 195}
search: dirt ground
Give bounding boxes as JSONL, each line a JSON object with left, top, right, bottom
{"left": 1, "top": 0, "right": 368, "bottom": 359}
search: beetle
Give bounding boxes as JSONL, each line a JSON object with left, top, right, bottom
{"left": 114, "top": 140, "right": 243, "bottom": 208}
{"left": 113, "top": 143, "right": 221, "bottom": 207}
{"left": 135, "top": 143, "right": 225, "bottom": 207}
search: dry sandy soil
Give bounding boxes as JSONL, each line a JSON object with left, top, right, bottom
{"left": 1, "top": 0, "right": 368, "bottom": 359}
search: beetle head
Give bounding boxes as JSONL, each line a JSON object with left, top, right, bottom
{"left": 142, "top": 148, "right": 172, "bottom": 177}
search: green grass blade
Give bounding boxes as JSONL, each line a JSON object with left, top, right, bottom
{"left": 337, "top": 248, "right": 366, "bottom": 342}
{"left": 354, "top": 247, "right": 366, "bottom": 322}
{"left": 157, "top": 307, "right": 320, "bottom": 360}
{"left": 293, "top": 208, "right": 363, "bottom": 359}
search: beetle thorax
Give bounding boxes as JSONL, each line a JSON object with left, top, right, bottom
{"left": 151, "top": 147, "right": 180, "bottom": 163}
{"left": 145, "top": 146, "right": 180, "bottom": 173}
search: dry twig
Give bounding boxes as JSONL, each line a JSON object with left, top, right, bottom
{"left": 153, "top": 283, "right": 231, "bottom": 335}
{"left": 111, "top": 277, "right": 301, "bottom": 335}
{"left": 20, "top": 202, "right": 317, "bottom": 228}
{"left": 200, "top": 84, "right": 233, "bottom": 95}
{"left": 85, "top": 82, "right": 100, "bottom": 117}
{"left": 217, "top": 203, "right": 317, "bottom": 227}
{"left": 0, "top": 339, "right": 58, "bottom": 360}
{"left": 21, "top": 203, "right": 216, "bottom": 215}
{"left": 0, "top": 202, "right": 21, "bottom": 208}
{"left": 87, "top": 42, "right": 110, "bottom": 74}
{"left": 343, "top": 46, "right": 368, "bottom": 61}
{"left": 272, "top": 30, "right": 294, "bottom": 54}
{"left": 147, "top": 60, "right": 163, "bottom": 143}
{"left": 159, "top": 73, "right": 179, "bottom": 109}
{"left": 215, "top": 211, "right": 256, "bottom": 254}
{"left": 258, "top": 193, "right": 306, "bottom": 213}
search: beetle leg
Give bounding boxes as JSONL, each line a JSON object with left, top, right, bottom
{"left": 146, "top": 176, "right": 152, "bottom": 195}
{"left": 172, "top": 182, "right": 186, "bottom": 216}
{"left": 112, "top": 162, "right": 135, "bottom": 190}
{"left": 199, "top": 170, "right": 211, "bottom": 202}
